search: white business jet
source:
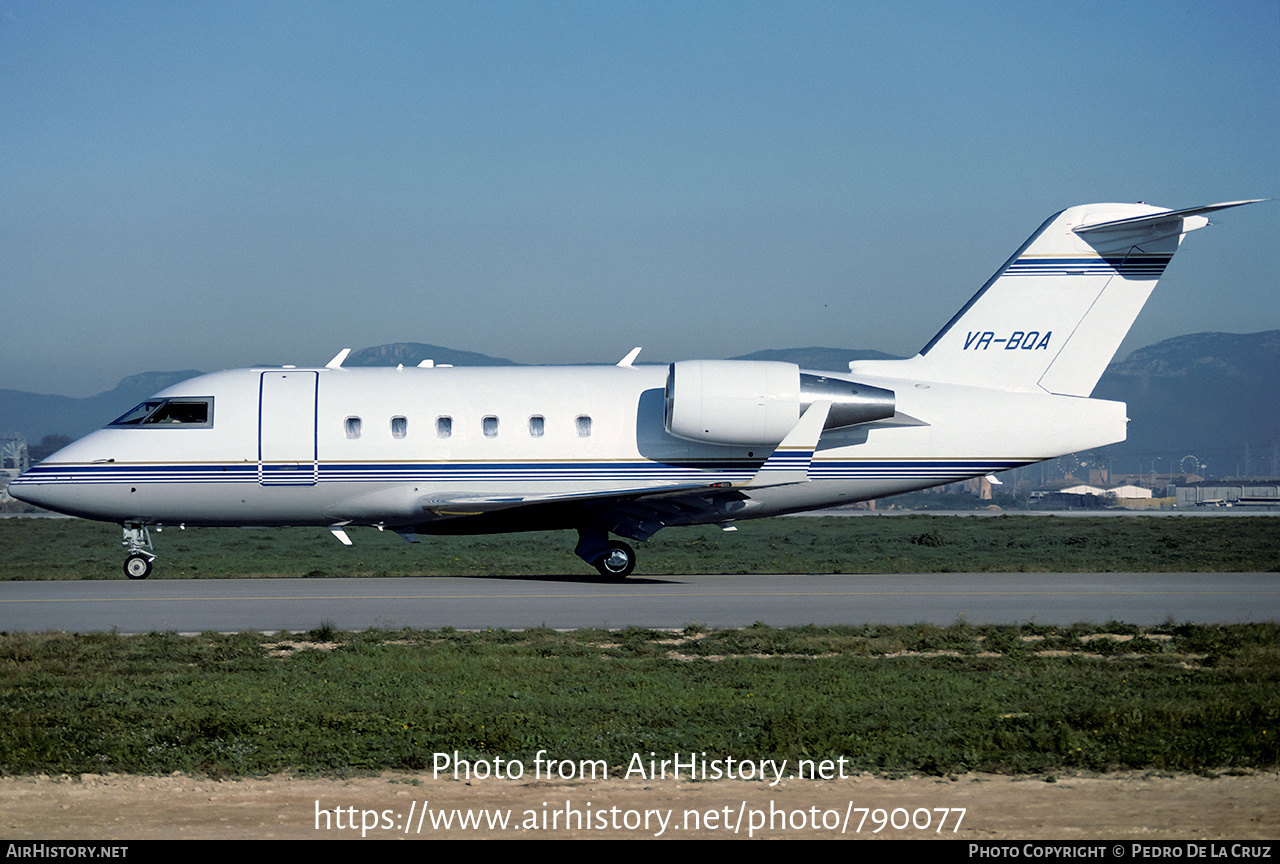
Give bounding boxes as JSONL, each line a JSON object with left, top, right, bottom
{"left": 10, "top": 200, "right": 1261, "bottom": 579}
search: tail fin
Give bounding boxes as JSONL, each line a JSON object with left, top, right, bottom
{"left": 893, "top": 200, "right": 1261, "bottom": 396}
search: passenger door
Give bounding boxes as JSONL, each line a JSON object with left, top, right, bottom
{"left": 258, "top": 371, "right": 318, "bottom": 485}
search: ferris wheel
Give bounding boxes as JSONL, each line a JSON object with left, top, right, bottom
{"left": 1, "top": 434, "right": 28, "bottom": 475}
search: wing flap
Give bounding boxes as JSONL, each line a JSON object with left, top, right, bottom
{"left": 419, "top": 482, "right": 718, "bottom": 514}
{"left": 325, "top": 480, "right": 729, "bottom": 522}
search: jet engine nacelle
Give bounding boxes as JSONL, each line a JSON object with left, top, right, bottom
{"left": 664, "top": 360, "right": 896, "bottom": 446}
{"left": 665, "top": 360, "right": 801, "bottom": 446}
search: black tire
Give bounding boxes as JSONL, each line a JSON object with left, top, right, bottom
{"left": 124, "top": 554, "right": 153, "bottom": 580}
{"left": 593, "top": 540, "right": 636, "bottom": 580}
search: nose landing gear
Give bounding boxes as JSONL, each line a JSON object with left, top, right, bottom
{"left": 124, "top": 553, "right": 154, "bottom": 580}
{"left": 122, "top": 523, "right": 156, "bottom": 580}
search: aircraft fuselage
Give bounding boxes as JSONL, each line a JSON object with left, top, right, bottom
{"left": 14, "top": 363, "right": 1120, "bottom": 528}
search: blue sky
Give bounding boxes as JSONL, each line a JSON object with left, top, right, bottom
{"left": 3, "top": 0, "right": 1277, "bottom": 397}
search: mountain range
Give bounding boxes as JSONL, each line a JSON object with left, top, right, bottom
{"left": 1090, "top": 330, "right": 1279, "bottom": 474}
{"left": 4, "top": 332, "right": 1276, "bottom": 477}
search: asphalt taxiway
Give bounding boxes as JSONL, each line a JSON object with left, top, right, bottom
{"left": 0, "top": 572, "right": 1275, "bottom": 633}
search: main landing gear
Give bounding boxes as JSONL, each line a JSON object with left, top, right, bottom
{"left": 121, "top": 523, "right": 155, "bottom": 580}
{"left": 593, "top": 540, "right": 636, "bottom": 580}
{"left": 575, "top": 528, "right": 637, "bottom": 580}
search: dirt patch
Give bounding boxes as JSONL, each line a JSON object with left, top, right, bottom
{"left": 1, "top": 771, "right": 1276, "bottom": 840}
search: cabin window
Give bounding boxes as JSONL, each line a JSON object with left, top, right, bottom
{"left": 391, "top": 416, "right": 407, "bottom": 438}
{"left": 344, "top": 416, "right": 362, "bottom": 439}
{"left": 108, "top": 398, "right": 214, "bottom": 428}
{"left": 482, "top": 415, "right": 499, "bottom": 438}
{"left": 576, "top": 415, "right": 592, "bottom": 437}
{"left": 528, "top": 415, "right": 544, "bottom": 437}
{"left": 436, "top": 416, "right": 452, "bottom": 438}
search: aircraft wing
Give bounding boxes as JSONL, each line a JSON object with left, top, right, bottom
{"left": 327, "top": 402, "right": 838, "bottom": 534}
{"left": 324, "top": 479, "right": 740, "bottom": 524}
{"left": 577, "top": 404, "right": 846, "bottom": 542}
{"left": 414, "top": 483, "right": 755, "bottom": 543}
{"left": 584, "top": 488, "right": 753, "bottom": 542}
{"left": 416, "top": 483, "right": 727, "bottom": 517}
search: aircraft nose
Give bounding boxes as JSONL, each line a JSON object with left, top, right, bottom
{"left": 7, "top": 473, "right": 59, "bottom": 510}
{"left": 6, "top": 464, "right": 94, "bottom": 517}
{"left": 5, "top": 433, "right": 112, "bottom": 517}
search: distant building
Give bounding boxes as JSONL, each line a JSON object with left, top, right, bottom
{"left": 1107, "top": 484, "right": 1153, "bottom": 499}
{"left": 1111, "top": 473, "right": 1203, "bottom": 492}
{"left": 1029, "top": 480, "right": 1164, "bottom": 509}
{"left": 1174, "top": 480, "right": 1280, "bottom": 508}
{"left": 1029, "top": 481, "right": 1105, "bottom": 508}
{"left": 1031, "top": 481, "right": 1107, "bottom": 499}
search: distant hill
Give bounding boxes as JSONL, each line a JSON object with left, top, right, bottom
{"left": 0, "top": 346, "right": 518, "bottom": 442}
{"left": 0, "top": 371, "right": 203, "bottom": 442}
{"left": 1092, "top": 330, "right": 1280, "bottom": 473}
{"left": 345, "top": 343, "right": 518, "bottom": 367}
{"left": 3, "top": 334, "right": 1275, "bottom": 478}
{"left": 728, "top": 347, "right": 903, "bottom": 368}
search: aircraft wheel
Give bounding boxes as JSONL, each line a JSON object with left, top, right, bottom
{"left": 124, "top": 554, "right": 153, "bottom": 580}
{"left": 593, "top": 541, "right": 636, "bottom": 580}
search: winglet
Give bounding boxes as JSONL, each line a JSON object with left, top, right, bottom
{"left": 326, "top": 348, "right": 351, "bottom": 369}
{"left": 743, "top": 400, "right": 831, "bottom": 488}
{"left": 617, "top": 347, "right": 642, "bottom": 367}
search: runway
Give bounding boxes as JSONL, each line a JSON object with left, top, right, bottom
{"left": 1, "top": 572, "right": 1276, "bottom": 633}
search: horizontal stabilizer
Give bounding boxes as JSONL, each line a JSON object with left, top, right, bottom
{"left": 1073, "top": 199, "right": 1264, "bottom": 235}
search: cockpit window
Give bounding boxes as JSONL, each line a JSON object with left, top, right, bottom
{"left": 109, "top": 398, "right": 213, "bottom": 428}
{"left": 109, "top": 401, "right": 165, "bottom": 426}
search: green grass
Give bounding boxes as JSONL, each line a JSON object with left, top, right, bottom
{"left": 0, "top": 623, "right": 1276, "bottom": 778}
{"left": 2, "top": 515, "right": 1278, "bottom": 579}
